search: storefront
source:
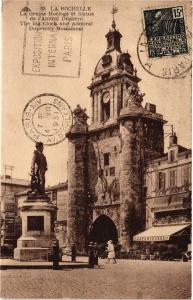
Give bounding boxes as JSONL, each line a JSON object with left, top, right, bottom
{"left": 133, "top": 224, "right": 191, "bottom": 259}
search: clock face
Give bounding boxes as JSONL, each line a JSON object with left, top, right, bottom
{"left": 102, "top": 92, "right": 110, "bottom": 104}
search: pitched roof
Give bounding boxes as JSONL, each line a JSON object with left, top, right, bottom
{"left": 1, "top": 176, "right": 30, "bottom": 186}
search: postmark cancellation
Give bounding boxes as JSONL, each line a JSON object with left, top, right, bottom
{"left": 22, "top": 93, "right": 72, "bottom": 145}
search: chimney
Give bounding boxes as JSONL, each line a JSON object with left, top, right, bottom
{"left": 145, "top": 103, "right": 156, "bottom": 113}
{"left": 169, "top": 132, "right": 178, "bottom": 147}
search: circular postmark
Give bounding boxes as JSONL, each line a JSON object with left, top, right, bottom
{"left": 137, "top": 29, "right": 192, "bottom": 79}
{"left": 22, "top": 93, "right": 72, "bottom": 145}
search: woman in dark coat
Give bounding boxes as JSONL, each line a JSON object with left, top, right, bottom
{"left": 93, "top": 242, "right": 99, "bottom": 266}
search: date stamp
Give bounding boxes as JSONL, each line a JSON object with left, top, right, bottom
{"left": 143, "top": 6, "right": 188, "bottom": 58}
{"left": 22, "top": 93, "right": 72, "bottom": 145}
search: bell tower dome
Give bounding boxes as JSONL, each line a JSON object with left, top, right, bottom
{"left": 105, "top": 19, "right": 122, "bottom": 53}
{"left": 88, "top": 9, "right": 141, "bottom": 130}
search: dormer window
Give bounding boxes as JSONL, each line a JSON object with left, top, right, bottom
{"left": 170, "top": 150, "right": 175, "bottom": 162}
{"left": 102, "top": 73, "right": 110, "bottom": 80}
{"left": 102, "top": 55, "right": 112, "bottom": 67}
{"left": 108, "top": 39, "right": 113, "bottom": 48}
{"left": 168, "top": 149, "right": 177, "bottom": 162}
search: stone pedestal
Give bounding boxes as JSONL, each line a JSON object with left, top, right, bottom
{"left": 14, "top": 196, "right": 57, "bottom": 261}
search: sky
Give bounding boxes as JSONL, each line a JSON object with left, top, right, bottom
{"left": 2, "top": 0, "right": 192, "bottom": 186}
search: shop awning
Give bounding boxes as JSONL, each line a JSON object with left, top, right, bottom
{"left": 133, "top": 224, "right": 190, "bottom": 242}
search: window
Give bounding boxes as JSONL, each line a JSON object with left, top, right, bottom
{"left": 169, "top": 170, "right": 176, "bottom": 187}
{"left": 108, "top": 39, "right": 113, "bottom": 48}
{"left": 52, "top": 191, "right": 57, "bottom": 205}
{"left": 102, "top": 73, "right": 110, "bottom": 80}
{"left": 99, "top": 169, "right": 104, "bottom": 177}
{"left": 182, "top": 165, "right": 191, "bottom": 185}
{"left": 104, "top": 153, "right": 110, "bottom": 166}
{"left": 143, "top": 187, "right": 147, "bottom": 197}
{"left": 75, "top": 144, "right": 82, "bottom": 162}
{"left": 102, "top": 101, "right": 110, "bottom": 122}
{"left": 157, "top": 172, "right": 165, "bottom": 190}
{"left": 27, "top": 216, "right": 44, "bottom": 231}
{"left": 110, "top": 167, "right": 115, "bottom": 176}
{"left": 6, "top": 222, "right": 14, "bottom": 233}
{"left": 105, "top": 170, "right": 108, "bottom": 176}
{"left": 169, "top": 149, "right": 176, "bottom": 162}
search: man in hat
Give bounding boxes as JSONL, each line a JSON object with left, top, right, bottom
{"left": 88, "top": 242, "right": 94, "bottom": 268}
{"left": 93, "top": 242, "right": 99, "bottom": 267}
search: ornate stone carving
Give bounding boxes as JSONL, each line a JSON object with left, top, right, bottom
{"left": 73, "top": 105, "right": 88, "bottom": 126}
{"left": 69, "top": 105, "right": 89, "bottom": 133}
{"left": 95, "top": 177, "right": 120, "bottom": 205}
{"left": 125, "top": 85, "right": 145, "bottom": 107}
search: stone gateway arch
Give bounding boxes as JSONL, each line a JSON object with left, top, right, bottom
{"left": 89, "top": 214, "right": 118, "bottom": 245}
{"left": 66, "top": 18, "right": 165, "bottom": 254}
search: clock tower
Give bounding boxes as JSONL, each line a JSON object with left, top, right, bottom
{"left": 67, "top": 14, "right": 166, "bottom": 253}
{"left": 88, "top": 18, "right": 141, "bottom": 129}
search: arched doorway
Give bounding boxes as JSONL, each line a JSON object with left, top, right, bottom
{"left": 89, "top": 214, "right": 118, "bottom": 245}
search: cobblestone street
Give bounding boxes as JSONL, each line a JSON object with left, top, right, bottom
{"left": 0, "top": 259, "right": 191, "bottom": 298}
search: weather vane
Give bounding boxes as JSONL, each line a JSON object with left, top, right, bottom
{"left": 111, "top": 5, "right": 118, "bottom": 29}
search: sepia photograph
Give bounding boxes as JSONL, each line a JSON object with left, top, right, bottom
{"left": 1, "top": 0, "right": 192, "bottom": 298}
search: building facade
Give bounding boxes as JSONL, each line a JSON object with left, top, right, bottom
{"left": 133, "top": 135, "right": 191, "bottom": 252}
{"left": 46, "top": 183, "right": 68, "bottom": 247}
{"left": 1, "top": 176, "right": 29, "bottom": 250}
{"left": 8, "top": 20, "right": 192, "bottom": 256}
{"left": 66, "top": 20, "right": 170, "bottom": 254}
{"left": 145, "top": 135, "right": 191, "bottom": 230}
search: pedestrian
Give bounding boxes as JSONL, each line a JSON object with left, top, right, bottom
{"left": 93, "top": 242, "right": 99, "bottom": 267}
{"left": 52, "top": 240, "right": 60, "bottom": 270}
{"left": 107, "top": 240, "right": 116, "bottom": 264}
{"left": 88, "top": 242, "right": 94, "bottom": 268}
{"left": 71, "top": 244, "right": 76, "bottom": 262}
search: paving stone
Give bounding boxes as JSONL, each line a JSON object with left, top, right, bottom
{"left": 0, "top": 260, "right": 191, "bottom": 298}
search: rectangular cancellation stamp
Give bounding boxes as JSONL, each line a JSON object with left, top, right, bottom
{"left": 143, "top": 6, "right": 188, "bottom": 58}
{"left": 20, "top": 1, "right": 93, "bottom": 77}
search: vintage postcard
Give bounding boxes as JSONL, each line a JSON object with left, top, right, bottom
{"left": 1, "top": 0, "right": 192, "bottom": 299}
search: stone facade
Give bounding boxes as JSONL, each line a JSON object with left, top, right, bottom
{"left": 11, "top": 21, "right": 192, "bottom": 255}
{"left": 145, "top": 135, "right": 191, "bottom": 229}
{"left": 66, "top": 20, "right": 166, "bottom": 253}
{"left": 1, "top": 177, "right": 29, "bottom": 250}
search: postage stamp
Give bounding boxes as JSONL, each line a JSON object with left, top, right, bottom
{"left": 137, "top": 5, "right": 192, "bottom": 79}
{"left": 22, "top": 93, "right": 72, "bottom": 145}
{"left": 20, "top": 0, "right": 94, "bottom": 77}
{"left": 143, "top": 6, "right": 188, "bottom": 58}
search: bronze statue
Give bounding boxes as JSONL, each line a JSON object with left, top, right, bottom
{"left": 30, "top": 142, "right": 47, "bottom": 196}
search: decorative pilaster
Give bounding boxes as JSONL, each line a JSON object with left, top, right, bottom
{"left": 91, "top": 96, "right": 94, "bottom": 123}
{"left": 98, "top": 92, "right": 101, "bottom": 122}
{"left": 94, "top": 93, "right": 98, "bottom": 122}
{"left": 110, "top": 87, "right": 114, "bottom": 117}
{"left": 113, "top": 85, "right": 118, "bottom": 117}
